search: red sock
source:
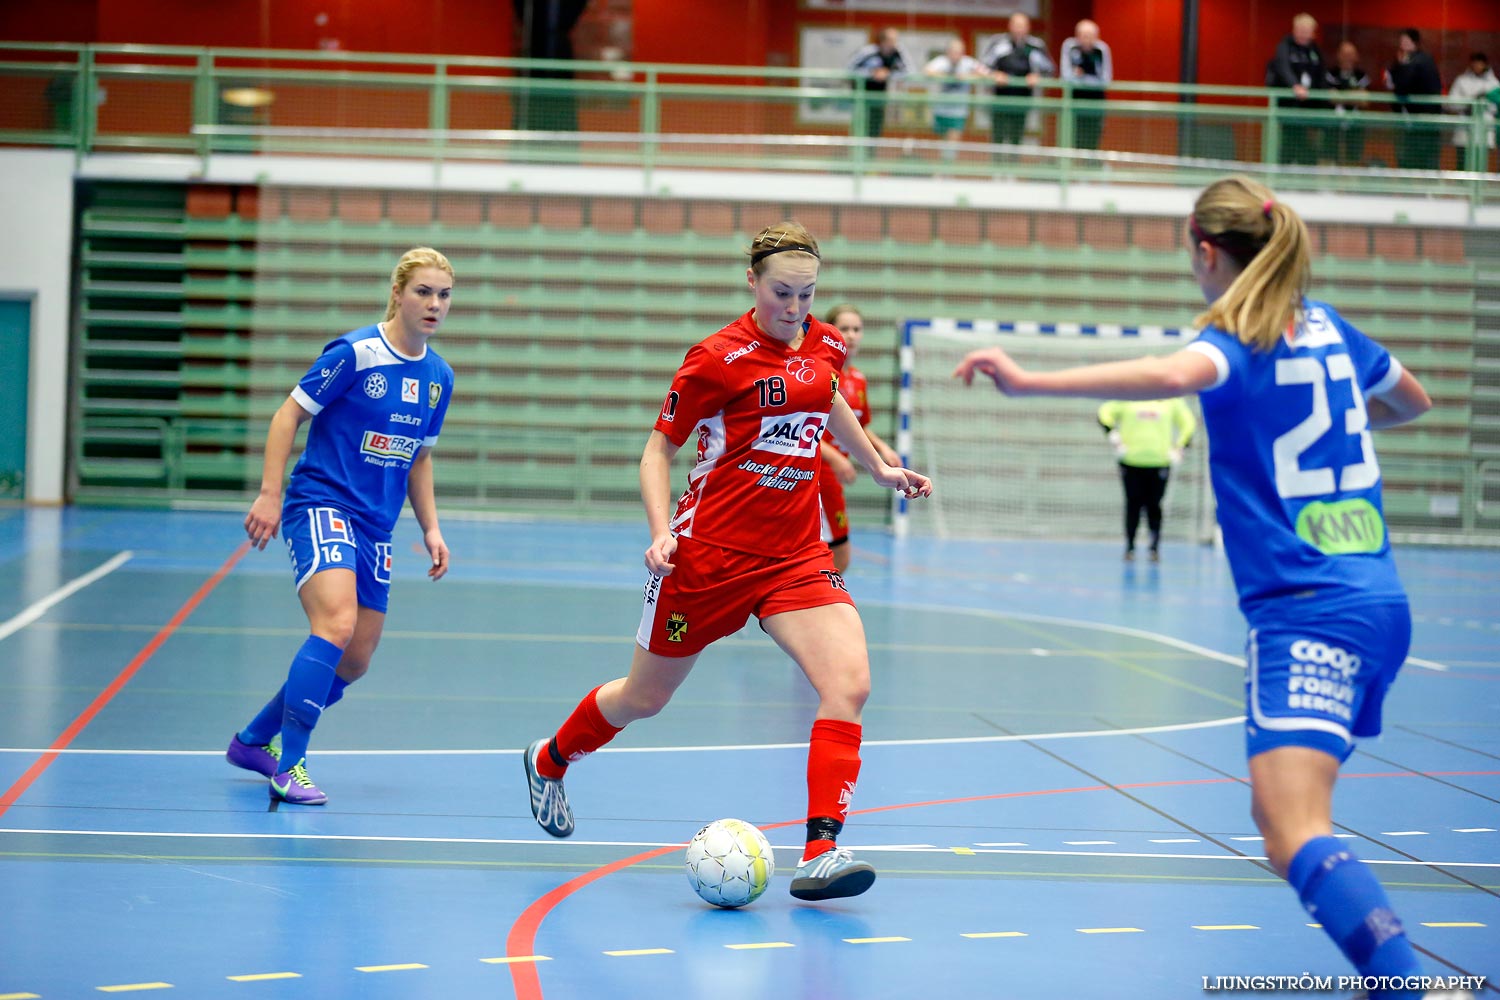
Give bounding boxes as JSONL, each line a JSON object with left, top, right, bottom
{"left": 804, "top": 718, "right": 862, "bottom": 860}
{"left": 537, "top": 686, "right": 623, "bottom": 780}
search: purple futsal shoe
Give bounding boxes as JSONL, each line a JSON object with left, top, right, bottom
{"left": 269, "top": 760, "right": 328, "bottom": 806}
{"left": 226, "top": 733, "right": 282, "bottom": 778}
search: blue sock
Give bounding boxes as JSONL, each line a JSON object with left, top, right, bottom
{"left": 277, "top": 635, "right": 343, "bottom": 773}
{"left": 324, "top": 675, "right": 350, "bottom": 709}
{"left": 240, "top": 685, "right": 286, "bottom": 747}
{"left": 1288, "top": 836, "right": 1421, "bottom": 992}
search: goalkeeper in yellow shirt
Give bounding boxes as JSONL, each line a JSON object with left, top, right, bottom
{"left": 1097, "top": 398, "right": 1196, "bottom": 562}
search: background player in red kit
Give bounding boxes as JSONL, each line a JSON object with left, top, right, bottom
{"left": 818, "top": 302, "right": 902, "bottom": 573}
{"left": 521, "top": 222, "right": 933, "bottom": 901}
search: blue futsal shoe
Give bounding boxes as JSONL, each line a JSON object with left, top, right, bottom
{"left": 789, "top": 847, "right": 876, "bottom": 901}
{"left": 523, "top": 739, "right": 575, "bottom": 838}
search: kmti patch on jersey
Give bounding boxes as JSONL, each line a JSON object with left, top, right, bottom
{"left": 1295, "top": 498, "right": 1385, "bottom": 555}
{"left": 753, "top": 412, "right": 827, "bottom": 457}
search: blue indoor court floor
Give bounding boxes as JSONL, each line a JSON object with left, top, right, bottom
{"left": 0, "top": 506, "right": 1496, "bottom": 1000}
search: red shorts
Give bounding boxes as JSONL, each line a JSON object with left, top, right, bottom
{"left": 636, "top": 535, "right": 855, "bottom": 657}
{"left": 818, "top": 470, "right": 850, "bottom": 546}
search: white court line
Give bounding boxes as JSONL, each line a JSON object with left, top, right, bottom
{"left": 0, "top": 551, "right": 133, "bottom": 643}
{"left": 0, "top": 715, "right": 1245, "bottom": 756}
{"left": 2, "top": 828, "right": 1496, "bottom": 868}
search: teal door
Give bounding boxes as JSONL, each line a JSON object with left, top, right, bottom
{"left": 0, "top": 300, "right": 29, "bottom": 499}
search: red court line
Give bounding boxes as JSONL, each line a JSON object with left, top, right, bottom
{"left": 0, "top": 541, "right": 250, "bottom": 819}
{"left": 504, "top": 767, "right": 1500, "bottom": 1000}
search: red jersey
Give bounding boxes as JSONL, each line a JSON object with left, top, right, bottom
{"left": 826, "top": 364, "right": 870, "bottom": 456}
{"left": 655, "top": 310, "right": 849, "bottom": 556}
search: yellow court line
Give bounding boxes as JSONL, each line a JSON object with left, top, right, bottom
{"left": 0, "top": 993, "right": 42, "bottom": 999}
{"left": 1193, "top": 925, "right": 1260, "bottom": 931}
{"left": 603, "top": 949, "right": 674, "bottom": 957}
{"left": 354, "top": 964, "right": 427, "bottom": 973}
{"left": 725, "top": 942, "right": 795, "bottom": 950}
{"left": 1420, "top": 922, "right": 1486, "bottom": 928}
{"left": 96, "top": 986, "right": 173, "bottom": 994}
{"left": 227, "top": 972, "right": 301, "bottom": 982}
{"left": 1076, "top": 927, "right": 1144, "bottom": 934}
{"left": 843, "top": 937, "right": 912, "bottom": 944}
{"left": 951, "top": 847, "right": 976, "bottom": 855}
{"left": 961, "top": 931, "right": 1028, "bottom": 939}
{"left": 479, "top": 956, "right": 552, "bottom": 964}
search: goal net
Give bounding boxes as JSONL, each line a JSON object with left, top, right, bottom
{"left": 896, "top": 319, "right": 1216, "bottom": 543}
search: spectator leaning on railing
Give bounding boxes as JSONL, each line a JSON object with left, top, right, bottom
{"left": 847, "top": 28, "right": 910, "bottom": 140}
{"left": 1325, "top": 41, "right": 1371, "bottom": 167}
{"left": 980, "top": 13, "right": 1055, "bottom": 152}
{"left": 1385, "top": 28, "right": 1444, "bottom": 171}
{"left": 1265, "top": 13, "right": 1329, "bottom": 165}
{"left": 1447, "top": 53, "right": 1498, "bottom": 171}
{"left": 923, "top": 37, "right": 988, "bottom": 160}
{"left": 1058, "top": 19, "right": 1112, "bottom": 151}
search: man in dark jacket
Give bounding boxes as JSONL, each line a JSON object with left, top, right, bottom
{"left": 1385, "top": 27, "right": 1444, "bottom": 170}
{"left": 1265, "top": 13, "right": 1328, "bottom": 164}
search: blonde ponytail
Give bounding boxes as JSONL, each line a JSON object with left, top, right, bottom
{"left": 1190, "top": 177, "right": 1311, "bottom": 352}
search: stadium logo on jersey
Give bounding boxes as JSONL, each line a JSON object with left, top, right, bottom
{"left": 363, "top": 373, "right": 388, "bottom": 399}
{"left": 390, "top": 412, "right": 423, "bottom": 426}
{"left": 786, "top": 356, "right": 817, "bottom": 383}
{"left": 429, "top": 382, "right": 442, "bottom": 408}
{"left": 665, "top": 612, "right": 688, "bottom": 643}
{"left": 360, "top": 431, "right": 420, "bottom": 462}
{"left": 401, "top": 377, "right": 420, "bottom": 404}
{"left": 821, "top": 334, "right": 847, "bottom": 354}
{"left": 723, "top": 340, "right": 760, "bottom": 364}
{"left": 754, "top": 412, "right": 827, "bottom": 457}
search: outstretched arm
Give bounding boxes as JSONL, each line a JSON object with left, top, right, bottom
{"left": 954, "top": 346, "right": 1219, "bottom": 400}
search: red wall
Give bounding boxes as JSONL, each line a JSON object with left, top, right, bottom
{"left": 6, "top": 0, "right": 1498, "bottom": 88}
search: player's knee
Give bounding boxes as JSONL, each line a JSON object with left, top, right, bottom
{"left": 311, "top": 614, "right": 357, "bottom": 650}
{"left": 618, "top": 684, "right": 673, "bottom": 721}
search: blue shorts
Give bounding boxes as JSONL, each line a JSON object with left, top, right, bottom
{"left": 1244, "top": 600, "right": 1411, "bottom": 762}
{"left": 282, "top": 504, "right": 393, "bottom": 613}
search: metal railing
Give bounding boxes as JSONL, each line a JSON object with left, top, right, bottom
{"left": 3, "top": 41, "right": 1496, "bottom": 210}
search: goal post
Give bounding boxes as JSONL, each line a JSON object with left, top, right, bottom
{"left": 895, "top": 318, "right": 1217, "bottom": 544}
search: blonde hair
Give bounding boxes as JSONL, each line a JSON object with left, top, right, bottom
{"left": 747, "top": 222, "right": 820, "bottom": 275}
{"left": 1191, "top": 176, "right": 1311, "bottom": 352}
{"left": 384, "top": 247, "right": 454, "bottom": 321}
{"left": 825, "top": 302, "right": 862, "bottom": 325}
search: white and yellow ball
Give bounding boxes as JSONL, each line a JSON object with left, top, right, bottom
{"left": 684, "top": 818, "right": 775, "bottom": 908}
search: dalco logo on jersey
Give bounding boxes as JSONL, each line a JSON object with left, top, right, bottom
{"left": 665, "top": 612, "right": 688, "bottom": 643}
{"left": 360, "top": 431, "right": 420, "bottom": 462}
{"left": 363, "top": 373, "right": 388, "bottom": 399}
{"left": 754, "top": 412, "right": 827, "bottom": 457}
{"left": 402, "top": 377, "right": 420, "bottom": 404}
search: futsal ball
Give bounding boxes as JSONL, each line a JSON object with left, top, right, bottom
{"left": 684, "top": 818, "right": 775, "bottom": 908}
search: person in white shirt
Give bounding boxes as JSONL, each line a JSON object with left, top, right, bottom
{"left": 1447, "top": 52, "right": 1498, "bottom": 170}
{"left": 923, "top": 37, "right": 987, "bottom": 158}
{"left": 1058, "top": 19, "right": 1113, "bottom": 150}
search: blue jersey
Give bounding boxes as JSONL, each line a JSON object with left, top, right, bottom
{"left": 1186, "top": 300, "right": 1406, "bottom": 624}
{"left": 283, "top": 324, "right": 454, "bottom": 535}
